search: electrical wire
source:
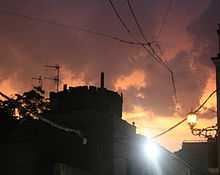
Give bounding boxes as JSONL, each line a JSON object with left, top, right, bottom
{"left": 1, "top": 6, "right": 177, "bottom": 131}
{"left": 127, "top": 0, "right": 149, "bottom": 43}
{"left": 156, "top": 0, "right": 174, "bottom": 40}
{"left": 152, "top": 89, "right": 217, "bottom": 139}
{"left": 193, "top": 89, "right": 217, "bottom": 113}
{"left": 152, "top": 118, "right": 186, "bottom": 139}
{"left": 0, "top": 7, "right": 149, "bottom": 46}
{"left": 126, "top": 0, "right": 172, "bottom": 67}
{"left": 106, "top": 0, "right": 169, "bottom": 68}
{"left": 0, "top": 5, "right": 215, "bottom": 140}
{"left": 39, "top": 116, "right": 82, "bottom": 136}
{"left": 112, "top": 0, "right": 180, "bottom": 136}
{"left": 107, "top": 0, "right": 170, "bottom": 67}
{"left": 126, "top": 0, "right": 165, "bottom": 63}
{"left": 107, "top": 0, "right": 131, "bottom": 33}
{"left": 126, "top": 0, "right": 178, "bottom": 105}
{"left": 105, "top": 0, "right": 169, "bottom": 72}
{"left": 202, "top": 107, "right": 217, "bottom": 113}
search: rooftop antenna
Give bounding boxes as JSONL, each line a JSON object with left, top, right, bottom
{"left": 32, "top": 75, "right": 43, "bottom": 88}
{"left": 44, "top": 64, "right": 60, "bottom": 92}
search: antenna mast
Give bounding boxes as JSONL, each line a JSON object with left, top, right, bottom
{"left": 44, "top": 64, "right": 60, "bottom": 92}
{"left": 32, "top": 75, "right": 43, "bottom": 88}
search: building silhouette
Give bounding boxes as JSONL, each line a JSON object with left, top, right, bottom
{"left": 175, "top": 141, "right": 209, "bottom": 175}
{"left": 0, "top": 73, "right": 196, "bottom": 175}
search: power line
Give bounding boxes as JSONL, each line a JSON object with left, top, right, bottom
{"left": 106, "top": 0, "right": 167, "bottom": 67}
{"left": 193, "top": 89, "right": 217, "bottom": 113}
{"left": 126, "top": 0, "right": 171, "bottom": 66}
{"left": 156, "top": 0, "right": 174, "bottom": 40}
{"left": 202, "top": 107, "right": 217, "bottom": 113}
{"left": 152, "top": 118, "right": 186, "bottom": 139}
{"left": 106, "top": 0, "right": 152, "bottom": 58}
{"left": 107, "top": 0, "right": 131, "bottom": 33}
{"left": 107, "top": 0, "right": 169, "bottom": 66}
{"left": 39, "top": 116, "right": 81, "bottom": 136}
{"left": 152, "top": 89, "right": 217, "bottom": 139}
{"left": 108, "top": 0, "right": 178, "bottom": 106}
{"left": 126, "top": 0, "right": 173, "bottom": 67}
{"left": 1, "top": 6, "right": 178, "bottom": 104}
{"left": 127, "top": 0, "right": 149, "bottom": 43}
{"left": 126, "top": 0, "right": 164, "bottom": 63}
{"left": 0, "top": 7, "right": 149, "bottom": 47}
{"left": 126, "top": 0, "right": 178, "bottom": 104}
{"left": 106, "top": 0, "right": 181, "bottom": 138}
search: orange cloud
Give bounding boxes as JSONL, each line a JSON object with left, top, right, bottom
{"left": 155, "top": 15, "right": 194, "bottom": 61}
{"left": 200, "top": 71, "right": 216, "bottom": 111}
{"left": 114, "top": 70, "right": 147, "bottom": 91}
{"left": 61, "top": 67, "right": 90, "bottom": 87}
{"left": 0, "top": 77, "right": 18, "bottom": 100}
{"left": 123, "top": 105, "right": 216, "bottom": 152}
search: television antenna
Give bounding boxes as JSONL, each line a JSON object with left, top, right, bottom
{"left": 44, "top": 64, "right": 60, "bottom": 92}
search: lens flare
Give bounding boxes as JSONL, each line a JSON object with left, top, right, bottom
{"left": 144, "top": 141, "right": 159, "bottom": 160}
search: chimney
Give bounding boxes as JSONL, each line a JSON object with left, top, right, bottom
{"left": 63, "top": 84, "right": 68, "bottom": 91}
{"left": 100, "top": 72, "right": 105, "bottom": 88}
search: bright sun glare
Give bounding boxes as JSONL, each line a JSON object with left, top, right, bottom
{"left": 144, "top": 141, "right": 160, "bottom": 160}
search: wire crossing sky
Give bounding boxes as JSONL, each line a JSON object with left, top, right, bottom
{"left": 0, "top": 0, "right": 219, "bottom": 151}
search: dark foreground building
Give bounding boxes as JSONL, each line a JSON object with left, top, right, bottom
{"left": 0, "top": 73, "right": 197, "bottom": 175}
{"left": 175, "top": 141, "right": 209, "bottom": 175}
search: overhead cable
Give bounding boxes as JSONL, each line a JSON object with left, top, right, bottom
{"left": 193, "top": 89, "right": 217, "bottom": 113}
{"left": 152, "top": 89, "right": 217, "bottom": 139}
{"left": 107, "top": 0, "right": 168, "bottom": 66}
{"left": 0, "top": 7, "right": 148, "bottom": 46}
{"left": 156, "top": 0, "right": 174, "bottom": 40}
{"left": 127, "top": 0, "right": 149, "bottom": 43}
{"left": 152, "top": 118, "right": 186, "bottom": 139}
{"left": 107, "top": 0, "right": 131, "bottom": 33}
{"left": 126, "top": 0, "right": 178, "bottom": 104}
{"left": 39, "top": 116, "right": 82, "bottom": 136}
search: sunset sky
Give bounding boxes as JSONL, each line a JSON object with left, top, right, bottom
{"left": 0, "top": 0, "right": 220, "bottom": 152}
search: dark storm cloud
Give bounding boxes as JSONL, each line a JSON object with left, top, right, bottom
{"left": 188, "top": 0, "right": 220, "bottom": 66}
{"left": 0, "top": 0, "right": 157, "bottom": 89}
{"left": 0, "top": 0, "right": 219, "bottom": 116}
{"left": 117, "top": 0, "right": 219, "bottom": 116}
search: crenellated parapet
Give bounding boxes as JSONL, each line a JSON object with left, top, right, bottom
{"left": 50, "top": 85, "right": 123, "bottom": 118}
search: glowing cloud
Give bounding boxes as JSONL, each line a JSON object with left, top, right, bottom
{"left": 114, "top": 70, "right": 147, "bottom": 91}
{"left": 0, "top": 77, "right": 18, "bottom": 99}
{"left": 123, "top": 105, "right": 216, "bottom": 151}
{"left": 61, "top": 67, "right": 88, "bottom": 87}
{"left": 199, "top": 71, "right": 216, "bottom": 111}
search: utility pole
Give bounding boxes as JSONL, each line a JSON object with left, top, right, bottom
{"left": 44, "top": 64, "right": 60, "bottom": 92}
{"left": 211, "top": 24, "right": 220, "bottom": 175}
{"left": 32, "top": 75, "right": 43, "bottom": 88}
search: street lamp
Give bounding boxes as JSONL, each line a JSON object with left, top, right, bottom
{"left": 187, "top": 112, "right": 217, "bottom": 138}
{"left": 187, "top": 112, "right": 218, "bottom": 173}
{"left": 187, "top": 112, "right": 197, "bottom": 129}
